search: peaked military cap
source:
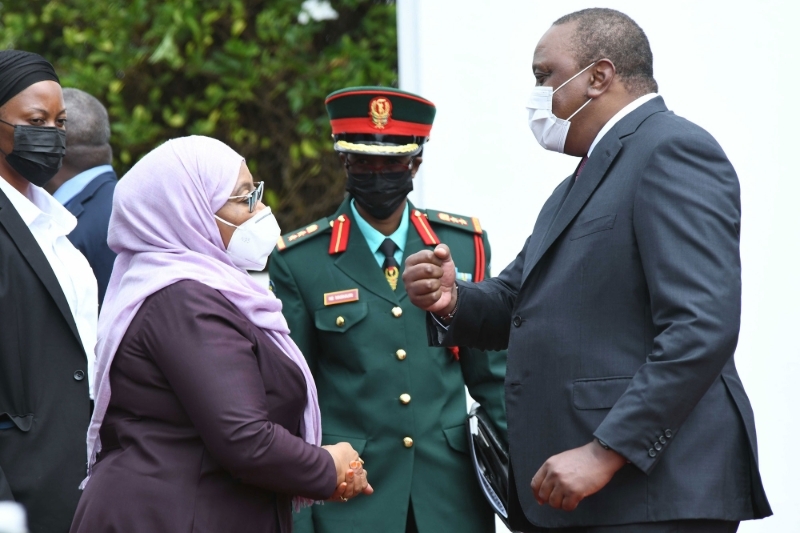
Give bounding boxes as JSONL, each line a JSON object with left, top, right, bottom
{"left": 325, "top": 86, "right": 436, "bottom": 156}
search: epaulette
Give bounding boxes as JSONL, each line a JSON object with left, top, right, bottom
{"left": 426, "top": 209, "right": 483, "bottom": 235}
{"left": 276, "top": 217, "right": 330, "bottom": 252}
{"left": 328, "top": 214, "right": 352, "bottom": 255}
{"left": 424, "top": 209, "right": 486, "bottom": 282}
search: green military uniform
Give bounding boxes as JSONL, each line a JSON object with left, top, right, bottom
{"left": 270, "top": 86, "right": 507, "bottom": 533}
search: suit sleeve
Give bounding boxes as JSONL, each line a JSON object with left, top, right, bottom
{"left": 139, "top": 283, "right": 336, "bottom": 500}
{"left": 458, "top": 231, "right": 508, "bottom": 440}
{"left": 269, "top": 252, "right": 320, "bottom": 375}
{"left": 593, "top": 130, "right": 742, "bottom": 474}
{"left": 89, "top": 181, "right": 117, "bottom": 305}
{"left": 428, "top": 235, "right": 530, "bottom": 352}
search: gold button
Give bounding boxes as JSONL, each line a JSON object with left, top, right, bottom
{"left": 392, "top": 307, "right": 403, "bottom": 318}
{"left": 336, "top": 316, "right": 345, "bottom": 327}
{"left": 396, "top": 349, "right": 407, "bottom": 361}
{"left": 403, "top": 437, "right": 414, "bottom": 448}
{"left": 399, "top": 393, "right": 411, "bottom": 405}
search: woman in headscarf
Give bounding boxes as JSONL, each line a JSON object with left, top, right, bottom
{"left": 0, "top": 50, "right": 97, "bottom": 533}
{"left": 70, "top": 136, "right": 371, "bottom": 533}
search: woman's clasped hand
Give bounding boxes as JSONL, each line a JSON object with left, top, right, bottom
{"left": 322, "top": 442, "right": 373, "bottom": 502}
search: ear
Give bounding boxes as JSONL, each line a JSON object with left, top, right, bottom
{"left": 587, "top": 58, "right": 616, "bottom": 98}
{"left": 411, "top": 155, "right": 423, "bottom": 178}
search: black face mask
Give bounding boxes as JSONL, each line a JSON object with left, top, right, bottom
{"left": 0, "top": 119, "right": 66, "bottom": 187}
{"left": 346, "top": 169, "right": 414, "bottom": 220}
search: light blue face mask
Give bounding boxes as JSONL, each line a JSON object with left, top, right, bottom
{"left": 526, "top": 61, "right": 596, "bottom": 153}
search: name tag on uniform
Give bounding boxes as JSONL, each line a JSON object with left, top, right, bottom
{"left": 323, "top": 289, "right": 360, "bottom": 306}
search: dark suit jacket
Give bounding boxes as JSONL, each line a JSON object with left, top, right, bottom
{"left": 434, "top": 97, "right": 772, "bottom": 528}
{"left": 70, "top": 280, "right": 336, "bottom": 533}
{"left": 0, "top": 188, "right": 92, "bottom": 533}
{"left": 64, "top": 170, "right": 117, "bottom": 304}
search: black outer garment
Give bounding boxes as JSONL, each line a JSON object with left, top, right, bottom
{"left": 0, "top": 187, "right": 90, "bottom": 533}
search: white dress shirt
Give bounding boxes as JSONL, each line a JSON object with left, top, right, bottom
{"left": 0, "top": 176, "right": 98, "bottom": 397}
{"left": 588, "top": 93, "right": 658, "bottom": 156}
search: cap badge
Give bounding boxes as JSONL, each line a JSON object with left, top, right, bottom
{"left": 369, "top": 97, "right": 392, "bottom": 130}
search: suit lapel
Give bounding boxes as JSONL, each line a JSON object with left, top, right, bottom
{"left": 334, "top": 202, "right": 400, "bottom": 305}
{"left": 527, "top": 139, "right": 622, "bottom": 271}
{"left": 521, "top": 176, "right": 574, "bottom": 282}
{"left": 64, "top": 171, "right": 117, "bottom": 219}
{"left": 522, "top": 96, "right": 668, "bottom": 281}
{"left": 0, "top": 189, "right": 82, "bottom": 345}
{"left": 65, "top": 199, "right": 84, "bottom": 218}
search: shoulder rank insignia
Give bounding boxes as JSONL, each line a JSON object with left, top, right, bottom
{"left": 328, "top": 214, "right": 351, "bottom": 254}
{"left": 410, "top": 209, "right": 440, "bottom": 246}
{"left": 425, "top": 209, "right": 486, "bottom": 283}
{"left": 276, "top": 217, "right": 329, "bottom": 252}
{"left": 426, "top": 209, "right": 483, "bottom": 235}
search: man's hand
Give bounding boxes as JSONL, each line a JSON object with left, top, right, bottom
{"left": 403, "top": 244, "right": 457, "bottom": 316}
{"left": 531, "top": 440, "right": 627, "bottom": 512}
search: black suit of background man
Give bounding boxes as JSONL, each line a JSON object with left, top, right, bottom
{"left": 404, "top": 8, "right": 771, "bottom": 532}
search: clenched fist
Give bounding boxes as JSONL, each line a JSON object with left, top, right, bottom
{"left": 402, "top": 244, "right": 457, "bottom": 317}
{"left": 531, "top": 440, "right": 626, "bottom": 512}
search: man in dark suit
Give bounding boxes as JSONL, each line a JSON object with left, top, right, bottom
{"left": 45, "top": 88, "right": 117, "bottom": 303}
{"left": 404, "top": 8, "right": 771, "bottom": 532}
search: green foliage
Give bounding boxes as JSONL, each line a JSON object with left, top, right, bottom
{"left": 0, "top": 0, "right": 398, "bottom": 229}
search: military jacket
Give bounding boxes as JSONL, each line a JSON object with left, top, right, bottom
{"left": 269, "top": 199, "right": 507, "bottom": 533}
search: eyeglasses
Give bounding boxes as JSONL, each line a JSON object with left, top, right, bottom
{"left": 345, "top": 160, "right": 413, "bottom": 178}
{"left": 228, "top": 181, "right": 264, "bottom": 213}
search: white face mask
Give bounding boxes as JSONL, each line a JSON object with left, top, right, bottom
{"left": 215, "top": 207, "right": 281, "bottom": 271}
{"left": 526, "top": 61, "right": 596, "bottom": 153}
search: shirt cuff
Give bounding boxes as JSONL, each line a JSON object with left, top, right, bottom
{"left": 430, "top": 313, "right": 450, "bottom": 343}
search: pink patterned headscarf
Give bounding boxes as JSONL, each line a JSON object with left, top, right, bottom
{"left": 82, "top": 137, "right": 322, "bottom": 500}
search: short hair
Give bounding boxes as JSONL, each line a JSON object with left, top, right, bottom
{"left": 553, "top": 8, "right": 658, "bottom": 95}
{"left": 63, "top": 88, "right": 112, "bottom": 169}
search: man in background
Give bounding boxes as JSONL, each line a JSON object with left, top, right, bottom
{"left": 45, "top": 88, "right": 117, "bottom": 303}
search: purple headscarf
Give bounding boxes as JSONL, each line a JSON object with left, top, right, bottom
{"left": 82, "top": 136, "right": 322, "bottom": 495}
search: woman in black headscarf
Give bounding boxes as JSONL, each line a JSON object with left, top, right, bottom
{"left": 0, "top": 50, "right": 98, "bottom": 533}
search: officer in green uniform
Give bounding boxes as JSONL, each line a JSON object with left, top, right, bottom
{"left": 269, "top": 87, "right": 507, "bottom": 533}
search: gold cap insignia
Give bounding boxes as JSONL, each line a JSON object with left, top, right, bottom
{"left": 369, "top": 97, "right": 392, "bottom": 130}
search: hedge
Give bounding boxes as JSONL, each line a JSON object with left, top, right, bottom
{"left": 0, "top": 0, "right": 398, "bottom": 229}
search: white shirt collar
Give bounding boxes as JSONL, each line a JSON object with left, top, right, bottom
{"left": 0, "top": 175, "right": 77, "bottom": 235}
{"left": 588, "top": 93, "right": 658, "bottom": 157}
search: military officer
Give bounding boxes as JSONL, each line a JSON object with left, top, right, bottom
{"left": 269, "top": 86, "right": 507, "bottom": 533}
